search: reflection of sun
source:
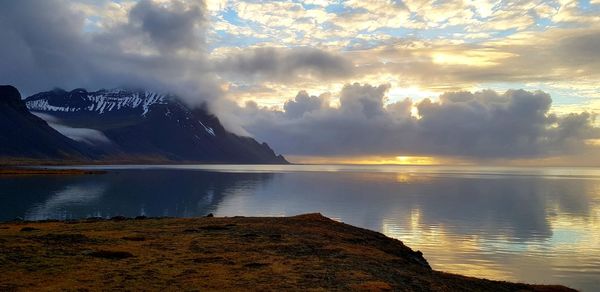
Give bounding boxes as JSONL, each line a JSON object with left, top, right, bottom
{"left": 396, "top": 173, "right": 412, "bottom": 183}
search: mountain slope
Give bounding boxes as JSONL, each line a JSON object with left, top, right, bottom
{"left": 0, "top": 85, "right": 89, "bottom": 161}
{"left": 24, "top": 88, "right": 287, "bottom": 164}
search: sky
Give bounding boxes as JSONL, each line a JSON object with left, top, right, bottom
{"left": 1, "top": 0, "right": 600, "bottom": 165}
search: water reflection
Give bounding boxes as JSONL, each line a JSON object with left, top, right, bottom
{"left": 213, "top": 170, "right": 600, "bottom": 291}
{"left": 0, "top": 170, "right": 273, "bottom": 220}
{"left": 25, "top": 182, "right": 109, "bottom": 220}
{"left": 215, "top": 172, "right": 594, "bottom": 240}
{"left": 1, "top": 166, "right": 599, "bottom": 290}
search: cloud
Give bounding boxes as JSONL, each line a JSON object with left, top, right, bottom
{"left": 339, "top": 83, "right": 389, "bottom": 118}
{"left": 363, "top": 27, "right": 600, "bottom": 82}
{"left": 49, "top": 124, "right": 113, "bottom": 145}
{"left": 128, "top": 0, "right": 206, "bottom": 52}
{"left": 215, "top": 26, "right": 600, "bottom": 116}
{"left": 31, "top": 112, "right": 112, "bottom": 145}
{"left": 214, "top": 47, "right": 354, "bottom": 82}
{"left": 0, "top": 0, "right": 220, "bottom": 103}
{"left": 283, "top": 90, "right": 326, "bottom": 118}
{"left": 2, "top": 0, "right": 599, "bottom": 109}
{"left": 1, "top": 0, "right": 599, "bottom": 164}
{"left": 235, "top": 84, "right": 600, "bottom": 160}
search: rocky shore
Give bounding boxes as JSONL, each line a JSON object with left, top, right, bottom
{"left": 0, "top": 214, "right": 575, "bottom": 291}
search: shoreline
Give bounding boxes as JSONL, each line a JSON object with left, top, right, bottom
{"left": 0, "top": 214, "right": 575, "bottom": 291}
{"left": 0, "top": 167, "right": 106, "bottom": 176}
{"left": 0, "top": 158, "right": 292, "bottom": 167}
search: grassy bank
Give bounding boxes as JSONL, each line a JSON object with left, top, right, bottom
{"left": 0, "top": 214, "right": 574, "bottom": 291}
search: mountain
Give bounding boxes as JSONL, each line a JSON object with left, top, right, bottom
{"left": 0, "top": 85, "right": 90, "bottom": 161}
{"left": 23, "top": 88, "right": 287, "bottom": 164}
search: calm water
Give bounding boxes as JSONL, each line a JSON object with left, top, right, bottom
{"left": 1, "top": 165, "right": 599, "bottom": 290}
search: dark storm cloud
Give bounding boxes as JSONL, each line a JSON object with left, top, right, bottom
{"left": 129, "top": 0, "right": 206, "bottom": 52}
{"left": 554, "top": 30, "right": 600, "bottom": 68}
{"left": 283, "top": 90, "right": 326, "bottom": 118}
{"left": 237, "top": 84, "right": 599, "bottom": 159}
{"left": 0, "top": 0, "right": 218, "bottom": 101}
{"left": 339, "top": 83, "right": 389, "bottom": 118}
{"left": 0, "top": 0, "right": 90, "bottom": 94}
{"left": 214, "top": 47, "right": 355, "bottom": 82}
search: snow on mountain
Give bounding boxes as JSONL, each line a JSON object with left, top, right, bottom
{"left": 26, "top": 89, "right": 168, "bottom": 116}
{"left": 25, "top": 88, "right": 218, "bottom": 138}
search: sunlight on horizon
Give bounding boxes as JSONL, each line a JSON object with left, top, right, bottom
{"left": 286, "top": 155, "right": 442, "bottom": 165}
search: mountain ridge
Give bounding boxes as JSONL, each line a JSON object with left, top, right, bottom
{"left": 0, "top": 85, "right": 92, "bottom": 162}
{"left": 1, "top": 86, "right": 287, "bottom": 164}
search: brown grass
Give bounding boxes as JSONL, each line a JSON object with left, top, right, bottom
{"left": 0, "top": 214, "right": 576, "bottom": 291}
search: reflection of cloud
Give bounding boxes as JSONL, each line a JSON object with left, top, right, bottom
{"left": 214, "top": 169, "right": 600, "bottom": 290}
{"left": 25, "top": 183, "right": 108, "bottom": 220}
{"left": 382, "top": 202, "right": 600, "bottom": 291}
{"left": 381, "top": 217, "right": 517, "bottom": 281}
{"left": 215, "top": 170, "right": 597, "bottom": 241}
{"left": 15, "top": 169, "right": 274, "bottom": 220}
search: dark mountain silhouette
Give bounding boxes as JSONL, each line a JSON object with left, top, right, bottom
{"left": 0, "top": 85, "right": 89, "bottom": 161}
{"left": 22, "top": 88, "right": 287, "bottom": 164}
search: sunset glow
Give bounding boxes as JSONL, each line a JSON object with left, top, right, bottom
{"left": 2, "top": 0, "right": 600, "bottom": 165}
{"left": 288, "top": 155, "right": 441, "bottom": 165}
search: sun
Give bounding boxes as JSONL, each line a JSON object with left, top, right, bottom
{"left": 394, "top": 156, "right": 436, "bottom": 165}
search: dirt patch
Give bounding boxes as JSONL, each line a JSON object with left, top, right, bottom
{"left": 191, "top": 256, "right": 235, "bottom": 265}
{"left": 198, "top": 225, "right": 230, "bottom": 231}
{"left": 20, "top": 227, "right": 40, "bottom": 232}
{"left": 34, "top": 233, "right": 91, "bottom": 244}
{"left": 243, "top": 262, "right": 269, "bottom": 269}
{"left": 122, "top": 236, "right": 145, "bottom": 241}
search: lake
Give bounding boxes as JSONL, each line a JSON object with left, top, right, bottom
{"left": 1, "top": 164, "right": 599, "bottom": 291}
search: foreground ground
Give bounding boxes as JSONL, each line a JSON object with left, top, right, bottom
{"left": 0, "top": 214, "right": 575, "bottom": 291}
